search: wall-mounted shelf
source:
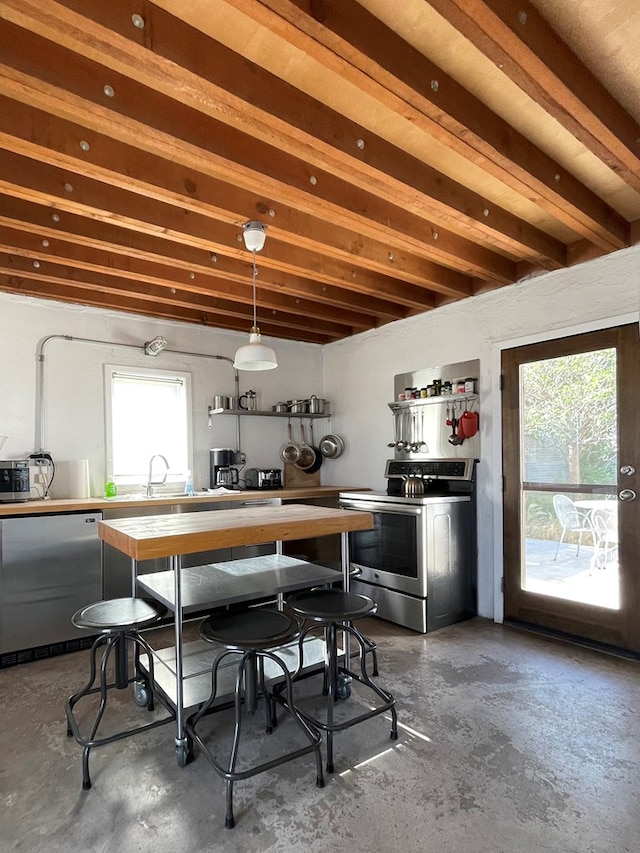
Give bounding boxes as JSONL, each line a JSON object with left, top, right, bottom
{"left": 387, "top": 394, "right": 478, "bottom": 412}
{"left": 208, "top": 407, "right": 330, "bottom": 419}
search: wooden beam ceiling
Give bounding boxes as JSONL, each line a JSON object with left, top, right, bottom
{"left": 0, "top": 0, "right": 638, "bottom": 343}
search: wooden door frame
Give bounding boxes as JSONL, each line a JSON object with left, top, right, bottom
{"left": 500, "top": 323, "right": 640, "bottom": 654}
{"left": 490, "top": 313, "right": 638, "bottom": 628}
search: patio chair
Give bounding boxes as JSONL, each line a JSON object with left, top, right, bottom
{"left": 552, "top": 495, "right": 597, "bottom": 560}
{"left": 591, "top": 509, "right": 619, "bottom": 569}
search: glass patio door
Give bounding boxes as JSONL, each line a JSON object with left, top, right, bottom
{"left": 502, "top": 325, "right": 640, "bottom": 655}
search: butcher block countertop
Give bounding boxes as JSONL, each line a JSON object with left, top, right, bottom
{"left": 0, "top": 485, "right": 367, "bottom": 517}
{"left": 98, "top": 503, "right": 373, "bottom": 561}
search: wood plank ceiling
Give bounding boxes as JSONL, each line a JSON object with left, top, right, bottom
{"left": 0, "top": 0, "right": 639, "bottom": 344}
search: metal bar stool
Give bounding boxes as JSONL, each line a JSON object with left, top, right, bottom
{"left": 65, "top": 597, "right": 175, "bottom": 790}
{"left": 186, "top": 607, "right": 324, "bottom": 830}
{"left": 283, "top": 588, "right": 398, "bottom": 773}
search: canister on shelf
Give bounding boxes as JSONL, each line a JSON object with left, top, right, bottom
{"left": 464, "top": 377, "right": 476, "bottom": 393}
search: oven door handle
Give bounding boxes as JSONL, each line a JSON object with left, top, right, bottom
{"left": 341, "top": 499, "right": 423, "bottom": 517}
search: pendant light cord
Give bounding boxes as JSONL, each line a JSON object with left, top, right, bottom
{"left": 252, "top": 250, "right": 259, "bottom": 331}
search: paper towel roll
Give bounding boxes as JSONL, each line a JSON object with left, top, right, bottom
{"left": 65, "top": 459, "right": 90, "bottom": 499}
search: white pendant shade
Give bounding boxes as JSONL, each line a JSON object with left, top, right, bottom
{"left": 233, "top": 331, "right": 278, "bottom": 371}
{"left": 234, "top": 221, "right": 277, "bottom": 370}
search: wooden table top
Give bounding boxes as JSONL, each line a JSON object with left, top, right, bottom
{"left": 98, "top": 503, "right": 373, "bottom": 561}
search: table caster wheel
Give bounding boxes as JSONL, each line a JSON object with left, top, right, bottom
{"left": 336, "top": 674, "right": 351, "bottom": 700}
{"left": 132, "top": 680, "right": 150, "bottom": 707}
{"left": 175, "top": 737, "right": 193, "bottom": 767}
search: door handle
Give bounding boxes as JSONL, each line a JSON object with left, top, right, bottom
{"left": 618, "top": 489, "right": 636, "bottom": 501}
{"left": 620, "top": 465, "right": 636, "bottom": 476}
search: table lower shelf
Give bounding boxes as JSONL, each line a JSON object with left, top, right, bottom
{"left": 139, "top": 635, "right": 331, "bottom": 713}
{"left": 137, "top": 554, "right": 343, "bottom": 614}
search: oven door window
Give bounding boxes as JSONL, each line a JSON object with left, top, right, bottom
{"left": 349, "top": 511, "right": 419, "bottom": 579}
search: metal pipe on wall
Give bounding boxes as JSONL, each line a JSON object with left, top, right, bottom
{"left": 34, "top": 334, "right": 241, "bottom": 456}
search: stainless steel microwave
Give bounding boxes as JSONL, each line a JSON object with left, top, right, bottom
{"left": 0, "top": 461, "right": 30, "bottom": 502}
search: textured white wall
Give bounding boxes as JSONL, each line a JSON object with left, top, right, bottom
{"left": 0, "top": 294, "right": 323, "bottom": 494}
{"left": 323, "top": 245, "right": 640, "bottom": 619}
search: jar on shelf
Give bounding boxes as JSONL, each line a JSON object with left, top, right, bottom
{"left": 464, "top": 377, "right": 476, "bottom": 393}
{"left": 455, "top": 378, "right": 466, "bottom": 394}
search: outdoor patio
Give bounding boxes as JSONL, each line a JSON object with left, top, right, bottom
{"left": 525, "top": 538, "right": 619, "bottom": 609}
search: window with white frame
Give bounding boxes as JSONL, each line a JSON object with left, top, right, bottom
{"left": 105, "top": 364, "right": 192, "bottom": 490}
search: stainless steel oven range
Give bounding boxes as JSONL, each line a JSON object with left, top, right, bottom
{"left": 339, "top": 458, "right": 477, "bottom": 633}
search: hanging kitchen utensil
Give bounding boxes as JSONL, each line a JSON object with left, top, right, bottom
{"left": 459, "top": 409, "right": 479, "bottom": 438}
{"left": 420, "top": 407, "right": 428, "bottom": 453}
{"left": 319, "top": 417, "right": 345, "bottom": 459}
{"left": 294, "top": 422, "right": 317, "bottom": 470}
{"left": 319, "top": 433, "right": 345, "bottom": 458}
{"left": 448, "top": 401, "right": 463, "bottom": 445}
{"left": 279, "top": 421, "right": 300, "bottom": 464}
{"left": 305, "top": 420, "right": 324, "bottom": 473}
{"left": 388, "top": 409, "right": 400, "bottom": 448}
{"left": 400, "top": 407, "right": 409, "bottom": 451}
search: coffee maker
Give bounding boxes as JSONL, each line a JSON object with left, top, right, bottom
{"left": 210, "top": 448, "right": 240, "bottom": 489}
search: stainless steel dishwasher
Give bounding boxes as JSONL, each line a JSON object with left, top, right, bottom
{"left": 0, "top": 511, "right": 103, "bottom": 663}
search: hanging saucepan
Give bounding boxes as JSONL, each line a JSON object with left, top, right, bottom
{"left": 294, "top": 422, "right": 317, "bottom": 470}
{"left": 319, "top": 431, "right": 345, "bottom": 459}
{"left": 279, "top": 421, "right": 300, "bottom": 464}
{"left": 305, "top": 420, "right": 324, "bottom": 473}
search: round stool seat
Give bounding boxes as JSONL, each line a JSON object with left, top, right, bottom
{"left": 200, "top": 608, "right": 300, "bottom": 650}
{"left": 287, "top": 588, "right": 377, "bottom": 622}
{"left": 71, "top": 597, "right": 166, "bottom": 632}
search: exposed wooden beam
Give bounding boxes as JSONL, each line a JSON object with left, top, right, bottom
{"left": 427, "top": 0, "right": 640, "bottom": 196}
{"left": 220, "top": 0, "right": 629, "bottom": 252}
{"left": 0, "top": 257, "right": 338, "bottom": 341}
{"left": 0, "top": 149, "right": 454, "bottom": 312}
{"left": 0, "top": 195, "right": 410, "bottom": 321}
{"left": 0, "top": 101, "right": 478, "bottom": 301}
{"left": 0, "top": 2, "right": 566, "bottom": 268}
{"left": 0, "top": 223, "right": 375, "bottom": 332}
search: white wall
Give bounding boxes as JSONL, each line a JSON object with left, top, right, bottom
{"left": 0, "top": 294, "right": 323, "bottom": 494}
{"left": 322, "top": 245, "right": 640, "bottom": 620}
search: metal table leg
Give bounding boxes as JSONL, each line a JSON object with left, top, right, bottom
{"left": 341, "top": 531, "right": 351, "bottom": 664}
{"left": 170, "top": 554, "right": 189, "bottom": 766}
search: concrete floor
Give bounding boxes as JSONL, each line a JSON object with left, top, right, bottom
{"left": 1, "top": 616, "right": 639, "bottom": 853}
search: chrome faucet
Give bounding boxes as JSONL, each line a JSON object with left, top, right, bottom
{"left": 145, "top": 454, "right": 169, "bottom": 497}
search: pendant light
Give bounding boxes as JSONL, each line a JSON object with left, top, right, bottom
{"left": 233, "top": 221, "right": 278, "bottom": 371}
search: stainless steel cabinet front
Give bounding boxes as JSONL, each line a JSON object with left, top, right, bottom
{"left": 0, "top": 512, "right": 102, "bottom": 654}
